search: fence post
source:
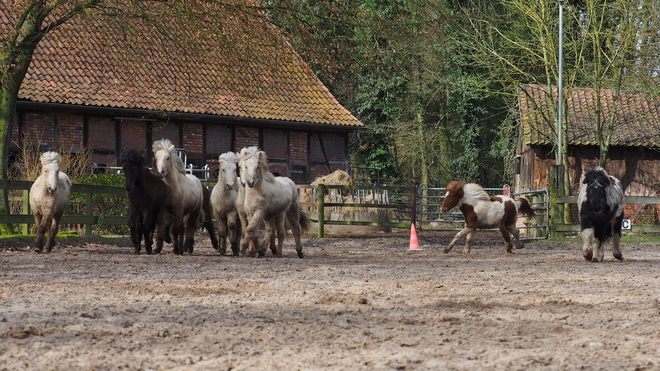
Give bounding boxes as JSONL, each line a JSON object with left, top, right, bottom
{"left": 317, "top": 184, "right": 325, "bottom": 238}
{"left": 85, "top": 192, "right": 93, "bottom": 237}
{"left": 410, "top": 184, "right": 417, "bottom": 229}
{"left": 22, "top": 190, "right": 29, "bottom": 235}
{"left": 549, "top": 165, "right": 565, "bottom": 238}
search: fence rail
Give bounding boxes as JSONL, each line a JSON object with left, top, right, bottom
{"left": 0, "top": 179, "right": 128, "bottom": 235}
{"left": 5, "top": 178, "right": 657, "bottom": 238}
{"left": 554, "top": 195, "right": 660, "bottom": 233}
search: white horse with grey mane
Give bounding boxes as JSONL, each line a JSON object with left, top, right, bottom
{"left": 29, "top": 151, "right": 71, "bottom": 253}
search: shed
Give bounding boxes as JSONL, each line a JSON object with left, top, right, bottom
{"left": 2, "top": 3, "right": 362, "bottom": 183}
{"left": 515, "top": 84, "right": 660, "bottom": 198}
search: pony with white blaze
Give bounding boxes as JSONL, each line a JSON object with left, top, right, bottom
{"left": 577, "top": 167, "right": 624, "bottom": 262}
{"left": 238, "top": 146, "right": 310, "bottom": 258}
{"left": 152, "top": 139, "right": 204, "bottom": 255}
{"left": 29, "top": 151, "right": 71, "bottom": 253}
{"left": 439, "top": 180, "right": 536, "bottom": 254}
{"left": 210, "top": 151, "right": 241, "bottom": 256}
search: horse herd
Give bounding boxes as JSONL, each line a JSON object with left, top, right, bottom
{"left": 28, "top": 146, "right": 624, "bottom": 262}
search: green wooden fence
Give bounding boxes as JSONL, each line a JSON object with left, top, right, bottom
{"left": 0, "top": 179, "right": 128, "bottom": 236}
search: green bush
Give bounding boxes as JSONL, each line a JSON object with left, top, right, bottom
{"left": 68, "top": 173, "right": 129, "bottom": 236}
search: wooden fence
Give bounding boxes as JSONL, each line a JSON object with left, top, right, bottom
{"left": 3, "top": 178, "right": 659, "bottom": 238}
{"left": 0, "top": 179, "right": 128, "bottom": 236}
{"left": 554, "top": 195, "right": 660, "bottom": 233}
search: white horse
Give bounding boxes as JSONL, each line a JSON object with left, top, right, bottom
{"left": 152, "top": 139, "right": 204, "bottom": 255}
{"left": 210, "top": 151, "right": 241, "bottom": 256}
{"left": 238, "top": 146, "right": 309, "bottom": 258}
{"left": 29, "top": 151, "right": 71, "bottom": 253}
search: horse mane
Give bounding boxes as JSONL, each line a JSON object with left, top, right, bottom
{"left": 41, "top": 151, "right": 61, "bottom": 166}
{"left": 119, "top": 149, "right": 144, "bottom": 166}
{"left": 219, "top": 151, "right": 238, "bottom": 164}
{"left": 583, "top": 166, "right": 611, "bottom": 186}
{"left": 152, "top": 138, "right": 186, "bottom": 174}
{"left": 463, "top": 183, "right": 491, "bottom": 201}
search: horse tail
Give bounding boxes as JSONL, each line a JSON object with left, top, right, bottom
{"left": 298, "top": 206, "right": 311, "bottom": 233}
{"left": 516, "top": 197, "right": 536, "bottom": 218}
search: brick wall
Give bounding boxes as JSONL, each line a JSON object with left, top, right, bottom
{"left": 87, "top": 117, "right": 115, "bottom": 150}
{"left": 120, "top": 120, "right": 147, "bottom": 151}
{"left": 24, "top": 112, "right": 56, "bottom": 149}
{"left": 289, "top": 131, "right": 307, "bottom": 161}
{"left": 59, "top": 114, "right": 84, "bottom": 150}
{"left": 235, "top": 126, "right": 259, "bottom": 150}
{"left": 182, "top": 122, "right": 203, "bottom": 154}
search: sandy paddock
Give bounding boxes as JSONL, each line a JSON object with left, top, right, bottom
{"left": 1, "top": 231, "right": 659, "bottom": 370}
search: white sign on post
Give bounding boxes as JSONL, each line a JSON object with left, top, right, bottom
{"left": 621, "top": 219, "right": 631, "bottom": 230}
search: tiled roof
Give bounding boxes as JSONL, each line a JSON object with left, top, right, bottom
{"left": 3, "top": 3, "right": 362, "bottom": 128}
{"left": 518, "top": 84, "right": 660, "bottom": 147}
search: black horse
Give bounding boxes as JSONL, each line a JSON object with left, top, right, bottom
{"left": 119, "top": 149, "right": 172, "bottom": 254}
{"left": 577, "top": 166, "right": 624, "bottom": 262}
{"left": 202, "top": 185, "right": 220, "bottom": 252}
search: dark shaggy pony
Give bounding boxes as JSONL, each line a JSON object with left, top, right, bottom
{"left": 577, "top": 167, "right": 624, "bottom": 262}
{"left": 119, "top": 149, "right": 172, "bottom": 254}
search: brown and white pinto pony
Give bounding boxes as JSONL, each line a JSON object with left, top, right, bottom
{"left": 439, "top": 180, "right": 536, "bottom": 254}
{"left": 577, "top": 167, "right": 624, "bottom": 262}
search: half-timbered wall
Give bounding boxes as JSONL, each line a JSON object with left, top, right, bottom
{"left": 12, "top": 108, "right": 350, "bottom": 184}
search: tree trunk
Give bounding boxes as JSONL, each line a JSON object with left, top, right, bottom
{"left": 0, "top": 6, "right": 48, "bottom": 233}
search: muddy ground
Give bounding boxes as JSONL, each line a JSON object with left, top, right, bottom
{"left": 1, "top": 230, "right": 659, "bottom": 370}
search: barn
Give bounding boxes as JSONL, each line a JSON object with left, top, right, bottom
{"left": 4, "top": 4, "right": 362, "bottom": 184}
{"left": 515, "top": 84, "right": 660, "bottom": 223}
{"left": 515, "top": 84, "right": 660, "bottom": 196}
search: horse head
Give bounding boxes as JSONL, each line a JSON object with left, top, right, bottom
{"left": 440, "top": 180, "right": 467, "bottom": 212}
{"left": 152, "top": 139, "right": 177, "bottom": 178}
{"left": 119, "top": 149, "right": 144, "bottom": 192}
{"left": 218, "top": 152, "right": 239, "bottom": 190}
{"left": 239, "top": 146, "right": 266, "bottom": 188}
{"left": 41, "top": 151, "right": 61, "bottom": 194}
{"left": 583, "top": 167, "right": 611, "bottom": 215}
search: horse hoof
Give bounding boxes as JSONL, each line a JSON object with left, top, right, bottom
{"left": 516, "top": 244, "right": 525, "bottom": 249}
{"left": 297, "top": 251, "right": 304, "bottom": 259}
{"left": 34, "top": 248, "right": 43, "bottom": 253}
{"left": 614, "top": 253, "right": 623, "bottom": 261}
{"left": 153, "top": 247, "right": 162, "bottom": 254}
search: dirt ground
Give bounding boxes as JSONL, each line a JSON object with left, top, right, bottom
{"left": 1, "top": 229, "right": 659, "bottom": 371}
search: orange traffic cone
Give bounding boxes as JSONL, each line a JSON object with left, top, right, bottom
{"left": 409, "top": 224, "right": 422, "bottom": 251}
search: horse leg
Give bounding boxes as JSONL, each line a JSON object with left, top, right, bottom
{"left": 143, "top": 210, "right": 158, "bottom": 255}
{"left": 33, "top": 213, "right": 45, "bottom": 253}
{"left": 216, "top": 215, "right": 228, "bottom": 255}
{"left": 204, "top": 216, "right": 219, "bottom": 252}
{"left": 45, "top": 214, "right": 62, "bottom": 253}
{"left": 171, "top": 212, "right": 184, "bottom": 255}
{"left": 499, "top": 225, "right": 514, "bottom": 253}
{"left": 227, "top": 211, "right": 240, "bottom": 257}
{"left": 128, "top": 212, "right": 140, "bottom": 254}
{"left": 463, "top": 229, "right": 477, "bottom": 254}
{"left": 286, "top": 209, "right": 303, "bottom": 259}
{"left": 154, "top": 212, "right": 173, "bottom": 254}
{"left": 612, "top": 216, "right": 624, "bottom": 261}
{"left": 245, "top": 211, "right": 266, "bottom": 257}
{"left": 593, "top": 239, "right": 605, "bottom": 262}
{"left": 445, "top": 228, "right": 472, "bottom": 253}
{"left": 508, "top": 224, "right": 524, "bottom": 250}
{"left": 580, "top": 227, "right": 594, "bottom": 261}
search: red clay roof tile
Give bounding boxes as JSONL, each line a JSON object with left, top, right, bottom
{"left": 3, "top": 3, "right": 361, "bottom": 128}
{"left": 518, "top": 84, "right": 660, "bottom": 147}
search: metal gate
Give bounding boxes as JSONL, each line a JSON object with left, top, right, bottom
{"left": 415, "top": 186, "right": 550, "bottom": 240}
